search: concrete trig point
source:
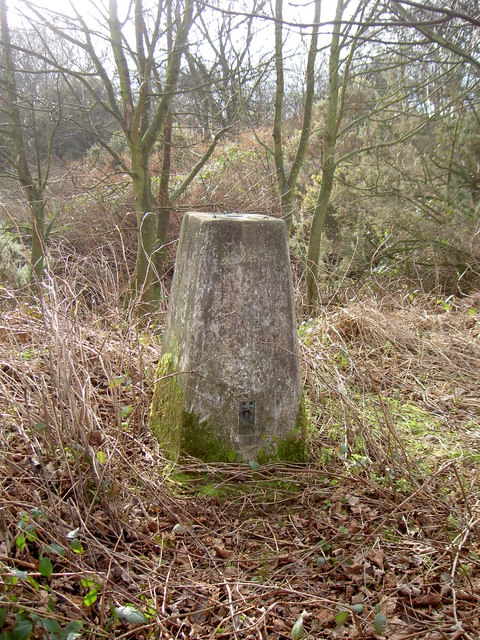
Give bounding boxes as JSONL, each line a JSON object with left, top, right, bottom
{"left": 150, "top": 212, "right": 308, "bottom": 463}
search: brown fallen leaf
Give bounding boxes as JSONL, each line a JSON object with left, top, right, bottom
{"left": 367, "top": 548, "right": 385, "bottom": 569}
{"left": 272, "top": 618, "right": 289, "bottom": 632}
{"left": 147, "top": 518, "right": 158, "bottom": 532}
{"left": 88, "top": 430, "right": 103, "bottom": 446}
{"left": 349, "top": 519, "right": 363, "bottom": 534}
{"left": 345, "top": 494, "right": 360, "bottom": 507}
{"left": 380, "top": 596, "right": 398, "bottom": 616}
{"left": 174, "top": 551, "right": 191, "bottom": 567}
{"left": 398, "top": 584, "right": 422, "bottom": 598}
{"left": 456, "top": 589, "right": 480, "bottom": 602}
{"left": 412, "top": 593, "right": 442, "bottom": 607}
{"left": 344, "top": 561, "right": 366, "bottom": 579}
{"left": 315, "top": 608, "right": 336, "bottom": 628}
{"left": 213, "top": 545, "right": 231, "bottom": 560}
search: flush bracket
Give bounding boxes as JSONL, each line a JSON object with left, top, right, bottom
{"left": 239, "top": 401, "right": 255, "bottom": 435}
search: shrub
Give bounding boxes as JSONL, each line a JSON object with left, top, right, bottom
{"left": 0, "top": 224, "right": 29, "bottom": 289}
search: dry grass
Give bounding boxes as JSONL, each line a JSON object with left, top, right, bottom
{"left": 1, "top": 266, "right": 479, "bottom": 639}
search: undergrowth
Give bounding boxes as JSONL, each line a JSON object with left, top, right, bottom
{"left": 0, "top": 261, "right": 479, "bottom": 639}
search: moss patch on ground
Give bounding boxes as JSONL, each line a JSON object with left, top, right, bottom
{"left": 166, "top": 466, "right": 302, "bottom": 502}
{"left": 325, "top": 392, "right": 464, "bottom": 461}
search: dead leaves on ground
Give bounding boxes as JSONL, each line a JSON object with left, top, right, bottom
{"left": 1, "top": 295, "right": 480, "bottom": 638}
{"left": 2, "top": 436, "right": 480, "bottom": 638}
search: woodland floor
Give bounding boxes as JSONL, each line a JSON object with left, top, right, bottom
{"left": 0, "top": 283, "right": 479, "bottom": 639}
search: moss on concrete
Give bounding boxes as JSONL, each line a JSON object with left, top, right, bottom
{"left": 181, "top": 409, "right": 239, "bottom": 463}
{"left": 150, "top": 353, "right": 239, "bottom": 462}
{"left": 254, "top": 395, "right": 310, "bottom": 464}
{"left": 255, "top": 432, "right": 306, "bottom": 465}
{"left": 150, "top": 353, "right": 183, "bottom": 460}
{"left": 276, "top": 431, "right": 308, "bottom": 463}
{"left": 151, "top": 354, "right": 311, "bottom": 464}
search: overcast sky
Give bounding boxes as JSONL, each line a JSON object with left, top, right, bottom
{"left": 8, "top": 0, "right": 344, "bottom": 64}
{"left": 9, "top": 0, "right": 342, "bottom": 27}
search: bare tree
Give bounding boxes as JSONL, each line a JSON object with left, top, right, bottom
{"left": 305, "top": 0, "right": 380, "bottom": 307}
{"left": 388, "top": 0, "right": 480, "bottom": 71}
{"left": 271, "top": 0, "right": 320, "bottom": 231}
{"left": 0, "top": 0, "right": 60, "bottom": 283}
{"left": 18, "top": 0, "right": 267, "bottom": 314}
{"left": 18, "top": 0, "right": 195, "bottom": 313}
{"left": 303, "top": 0, "right": 479, "bottom": 303}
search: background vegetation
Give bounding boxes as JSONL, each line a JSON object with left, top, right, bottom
{"left": 0, "top": 0, "right": 479, "bottom": 638}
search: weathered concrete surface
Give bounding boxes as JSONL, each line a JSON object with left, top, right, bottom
{"left": 150, "top": 212, "right": 305, "bottom": 462}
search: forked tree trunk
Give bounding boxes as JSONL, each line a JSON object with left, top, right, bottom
{"left": 306, "top": 157, "right": 336, "bottom": 307}
{"left": 109, "top": 0, "right": 194, "bottom": 316}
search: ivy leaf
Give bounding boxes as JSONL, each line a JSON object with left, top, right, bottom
{"left": 38, "top": 556, "right": 53, "bottom": 578}
{"left": 335, "top": 610, "right": 349, "bottom": 627}
{"left": 40, "top": 618, "right": 62, "bottom": 635}
{"left": 81, "top": 578, "right": 95, "bottom": 589}
{"left": 70, "top": 539, "right": 84, "bottom": 555}
{"left": 0, "top": 608, "right": 7, "bottom": 629}
{"left": 109, "top": 375, "right": 129, "bottom": 389}
{"left": 83, "top": 588, "right": 98, "bottom": 608}
{"left": 120, "top": 405, "right": 132, "bottom": 419}
{"left": 95, "top": 451, "right": 107, "bottom": 464}
{"left": 11, "top": 569, "right": 28, "bottom": 581}
{"left": 350, "top": 603, "right": 364, "bottom": 614}
{"left": 374, "top": 612, "right": 387, "bottom": 635}
{"left": 31, "top": 509, "right": 47, "bottom": 521}
{"left": 60, "top": 620, "right": 83, "bottom": 640}
{"left": 114, "top": 606, "right": 149, "bottom": 625}
{"left": 291, "top": 610, "right": 307, "bottom": 639}
{"left": 27, "top": 576, "right": 39, "bottom": 591}
{"left": 47, "top": 543, "right": 65, "bottom": 557}
{"left": 25, "top": 526, "right": 37, "bottom": 543}
{"left": 15, "top": 533, "right": 26, "bottom": 551}
{"left": 11, "top": 619, "right": 33, "bottom": 640}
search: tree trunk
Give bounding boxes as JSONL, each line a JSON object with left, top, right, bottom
{"left": 154, "top": 113, "right": 173, "bottom": 288}
{"left": 280, "top": 186, "right": 295, "bottom": 229}
{"left": 0, "top": 0, "right": 46, "bottom": 287}
{"left": 306, "top": 0, "right": 344, "bottom": 310}
{"left": 130, "top": 141, "right": 157, "bottom": 314}
{"left": 306, "top": 157, "right": 335, "bottom": 307}
{"left": 273, "top": 0, "right": 320, "bottom": 233}
{"left": 112, "top": 0, "right": 194, "bottom": 316}
{"left": 29, "top": 190, "right": 46, "bottom": 281}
